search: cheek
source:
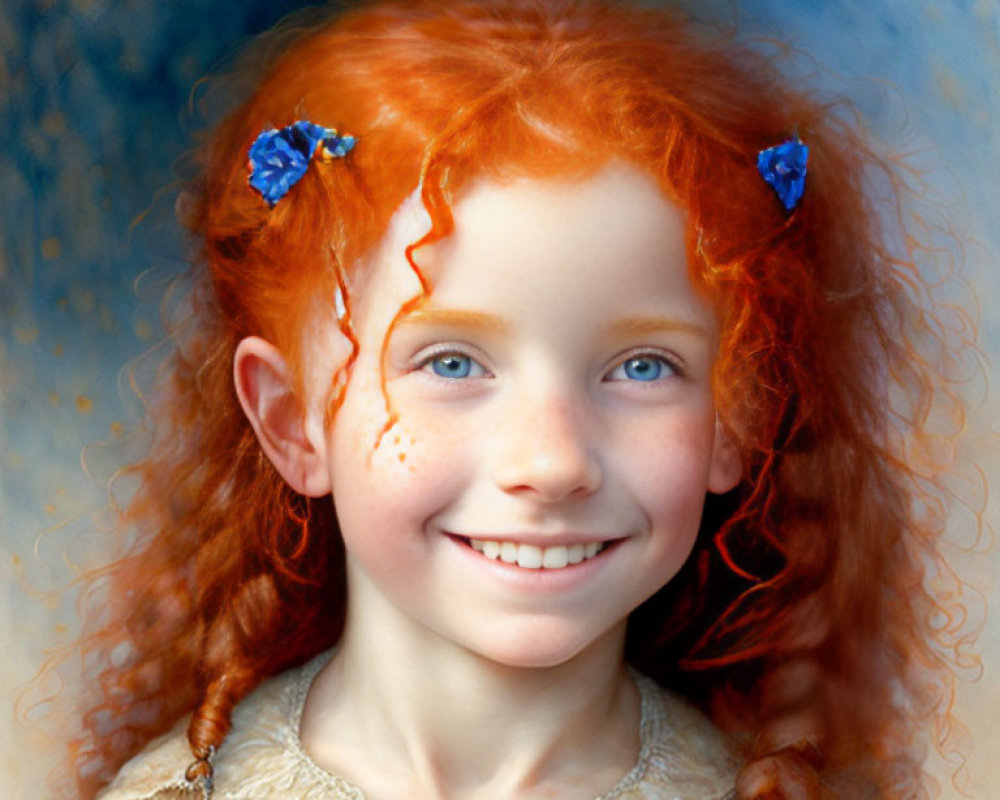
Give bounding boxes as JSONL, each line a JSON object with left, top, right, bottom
{"left": 329, "top": 406, "right": 473, "bottom": 567}
{"left": 616, "top": 408, "right": 717, "bottom": 528}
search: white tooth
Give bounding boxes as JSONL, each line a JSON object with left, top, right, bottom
{"left": 542, "top": 546, "right": 569, "bottom": 569}
{"left": 482, "top": 540, "right": 501, "bottom": 559}
{"left": 500, "top": 541, "right": 519, "bottom": 564}
{"left": 567, "top": 544, "right": 585, "bottom": 564}
{"left": 470, "top": 539, "right": 485, "bottom": 552}
{"left": 585, "top": 542, "right": 600, "bottom": 559}
{"left": 517, "top": 544, "right": 543, "bottom": 569}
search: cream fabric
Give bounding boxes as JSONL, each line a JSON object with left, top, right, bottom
{"left": 98, "top": 654, "right": 738, "bottom": 800}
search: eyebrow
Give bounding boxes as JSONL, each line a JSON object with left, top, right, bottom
{"left": 396, "top": 308, "right": 511, "bottom": 334}
{"left": 607, "top": 316, "right": 712, "bottom": 339}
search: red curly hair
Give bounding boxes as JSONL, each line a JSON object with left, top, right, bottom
{"left": 61, "top": 1, "right": 974, "bottom": 797}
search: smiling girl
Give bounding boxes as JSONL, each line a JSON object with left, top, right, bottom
{"left": 64, "top": 1, "right": 973, "bottom": 798}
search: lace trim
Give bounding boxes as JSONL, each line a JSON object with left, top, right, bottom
{"left": 102, "top": 652, "right": 737, "bottom": 799}
{"left": 267, "top": 655, "right": 731, "bottom": 800}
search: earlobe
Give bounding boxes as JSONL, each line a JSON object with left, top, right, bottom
{"left": 233, "top": 336, "right": 332, "bottom": 498}
{"left": 708, "top": 418, "right": 742, "bottom": 495}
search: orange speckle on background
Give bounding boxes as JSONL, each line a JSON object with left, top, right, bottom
{"left": 14, "top": 327, "right": 39, "bottom": 344}
{"left": 45, "top": 503, "right": 57, "bottom": 516}
{"left": 76, "top": 395, "right": 94, "bottom": 414}
{"left": 54, "top": 623, "right": 69, "bottom": 635}
{"left": 40, "top": 110, "right": 66, "bottom": 138}
{"left": 49, "top": 392, "right": 60, "bottom": 406}
{"left": 71, "top": 288, "right": 96, "bottom": 315}
{"left": 110, "top": 420, "right": 124, "bottom": 437}
{"left": 134, "top": 320, "right": 153, "bottom": 340}
{"left": 52, "top": 344, "right": 63, "bottom": 356}
{"left": 99, "top": 305, "right": 116, "bottom": 331}
{"left": 41, "top": 237, "right": 62, "bottom": 260}
{"left": 398, "top": 452, "right": 407, "bottom": 462}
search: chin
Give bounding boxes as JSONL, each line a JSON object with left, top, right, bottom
{"left": 458, "top": 622, "right": 625, "bottom": 671}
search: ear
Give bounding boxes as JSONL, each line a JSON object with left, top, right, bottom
{"left": 233, "top": 336, "right": 332, "bottom": 497}
{"left": 708, "top": 416, "right": 742, "bottom": 494}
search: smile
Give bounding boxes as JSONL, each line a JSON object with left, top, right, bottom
{"left": 467, "top": 539, "right": 606, "bottom": 570}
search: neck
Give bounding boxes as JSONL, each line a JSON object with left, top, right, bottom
{"left": 299, "top": 567, "right": 641, "bottom": 800}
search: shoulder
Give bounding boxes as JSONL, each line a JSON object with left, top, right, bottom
{"left": 611, "top": 672, "right": 740, "bottom": 800}
{"left": 97, "top": 655, "right": 328, "bottom": 800}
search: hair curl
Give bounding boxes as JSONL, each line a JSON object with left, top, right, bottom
{"left": 63, "top": 2, "right": 976, "bottom": 798}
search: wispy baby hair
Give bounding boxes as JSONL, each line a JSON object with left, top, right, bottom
{"left": 66, "top": 1, "right": 975, "bottom": 798}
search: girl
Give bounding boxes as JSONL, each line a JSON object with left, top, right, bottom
{"left": 63, "top": 1, "right": 975, "bottom": 798}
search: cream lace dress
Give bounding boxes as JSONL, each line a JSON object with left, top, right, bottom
{"left": 98, "top": 654, "right": 738, "bottom": 800}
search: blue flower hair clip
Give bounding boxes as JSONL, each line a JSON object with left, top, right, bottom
{"left": 248, "top": 120, "right": 356, "bottom": 207}
{"left": 757, "top": 138, "right": 809, "bottom": 213}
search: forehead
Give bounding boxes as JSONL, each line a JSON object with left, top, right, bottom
{"left": 425, "top": 165, "right": 685, "bottom": 280}
{"left": 436, "top": 168, "right": 710, "bottom": 331}
{"left": 346, "top": 163, "right": 714, "bottom": 342}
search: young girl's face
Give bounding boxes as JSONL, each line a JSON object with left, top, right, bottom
{"left": 313, "top": 164, "right": 740, "bottom": 667}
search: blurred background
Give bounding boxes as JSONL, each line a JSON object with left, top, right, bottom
{"left": 2, "top": 0, "right": 998, "bottom": 796}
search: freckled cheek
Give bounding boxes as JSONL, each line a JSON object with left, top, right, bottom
{"left": 331, "top": 406, "right": 478, "bottom": 572}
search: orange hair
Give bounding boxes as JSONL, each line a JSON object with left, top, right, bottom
{"left": 63, "top": 1, "right": 975, "bottom": 798}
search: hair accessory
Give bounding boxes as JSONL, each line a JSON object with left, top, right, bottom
{"left": 248, "top": 120, "right": 356, "bottom": 207}
{"left": 757, "top": 138, "right": 809, "bottom": 212}
{"left": 184, "top": 745, "right": 216, "bottom": 799}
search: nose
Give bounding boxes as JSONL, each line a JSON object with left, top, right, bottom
{"left": 493, "top": 388, "right": 602, "bottom": 503}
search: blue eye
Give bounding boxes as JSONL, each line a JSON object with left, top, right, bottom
{"left": 607, "top": 355, "right": 675, "bottom": 382}
{"left": 425, "top": 353, "right": 486, "bottom": 379}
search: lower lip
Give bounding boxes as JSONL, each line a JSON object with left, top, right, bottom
{"left": 444, "top": 534, "right": 623, "bottom": 591}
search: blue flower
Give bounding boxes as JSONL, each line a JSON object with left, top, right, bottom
{"left": 757, "top": 139, "right": 809, "bottom": 212}
{"left": 248, "top": 121, "right": 354, "bottom": 207}
{"left": 322, "top": 134, "right": 357, "bottom": 159}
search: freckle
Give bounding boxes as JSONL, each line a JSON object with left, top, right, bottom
{"left": 76, "top": 395, "right": 93, "bottom": 414}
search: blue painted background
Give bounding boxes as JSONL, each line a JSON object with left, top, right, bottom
{"left": 2, "top": 0, "right": 998, "bottom": 796}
